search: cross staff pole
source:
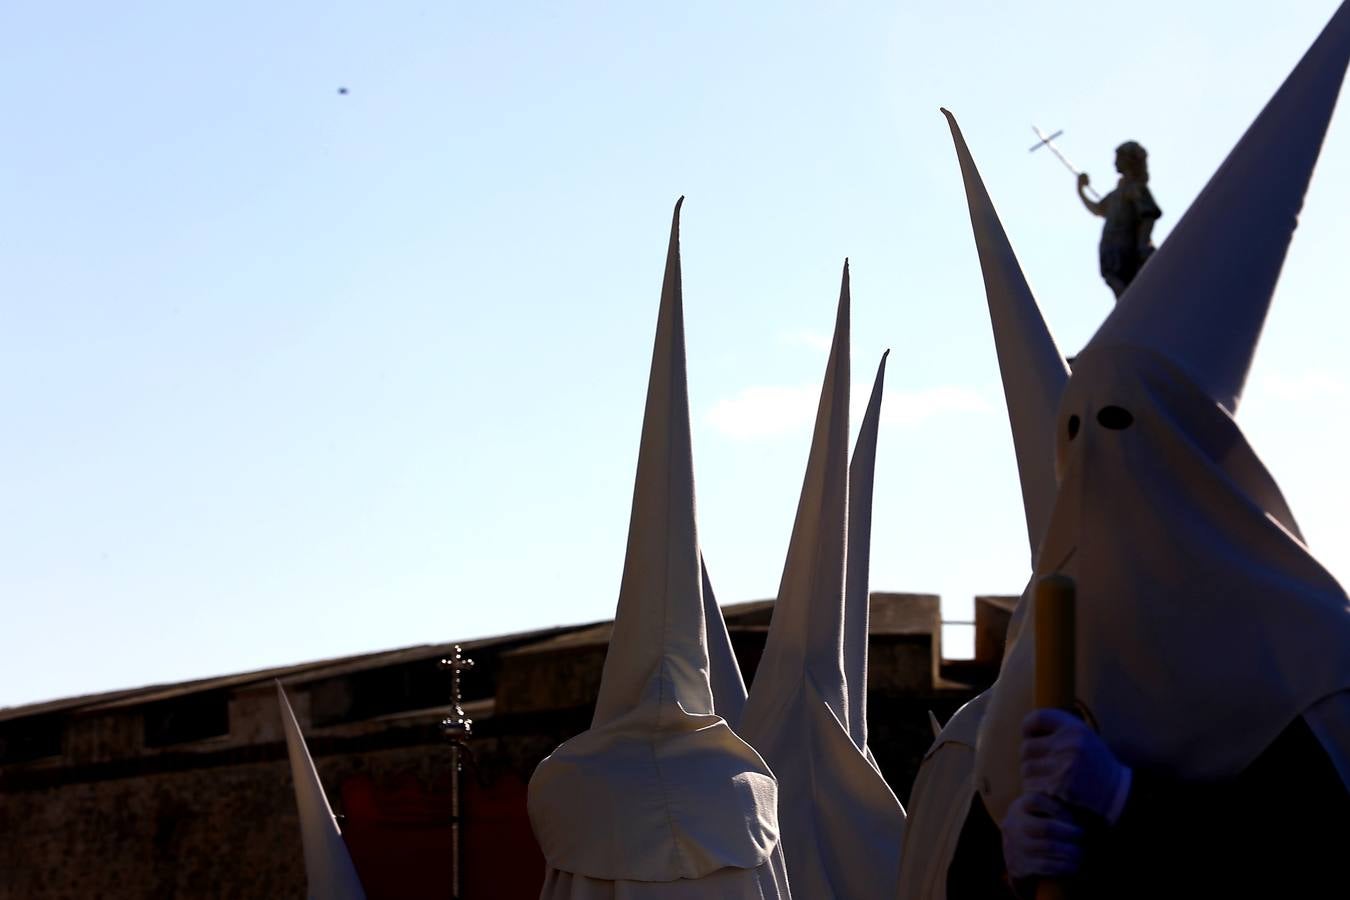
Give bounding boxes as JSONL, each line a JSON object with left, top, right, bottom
{"left": 1030, "top": 126, "right": 1101, "bottom": 202}
{"left": 441, "top": 645, "right": 476, "bottom": 900}
{"left": 1033, "top": 574, "right": 1076, "bottom": 900}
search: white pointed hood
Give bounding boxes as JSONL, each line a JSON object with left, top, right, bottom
{"left": 702, "top": 555, "right": 749, "bottom": 729}
{"left": 896, "top": 694, "right": 989, "bottom": 900}
{"left": 843, "top": 350, "right": 889, "bottom": 758}
{"left": 276, "top": 684, "right": 367, "bottom": 900}
{"left": 942, "top": 109, "right": 1068, "bottom": 563}
{"left": 1090, "top": 1, "right": 1350, "bottom": 414}
{"left": 746, "top": 264, "right": 852, "bottom": 728}
{"left": 973, "top": 5, "right": 1350, "bottom": 826}
{"left": 527, "top": 199, "right": 782, "bottom": 888}
{"left": 897, "top": 112, "right": 1070, "bottom": 900}
{"left": 586, "top": 196, "right": 712, "bottom": 731}
{"left": 741, "top": 264, "right": 906, "bottom": 900}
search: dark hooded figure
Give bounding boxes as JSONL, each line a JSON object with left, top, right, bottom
{"left": 935, "top": 3, "right": 1350, "bottom": 898}
{"left": 1077, "top": 141, "right": 1161, "bottom": 300}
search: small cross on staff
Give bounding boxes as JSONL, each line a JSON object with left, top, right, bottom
{"left": 440, "top": 645, "right": 475, "bottom": 752}
{"left": 1030, "top": 125, "right": 1101, "bottom": 202}
{"left": 440, "top": 645, "right": 476, "bottom": 900}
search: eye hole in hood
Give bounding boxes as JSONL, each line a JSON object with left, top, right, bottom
{"left": 1067, "top": 415, "right": 1081, "bottom": 440}
{"left": 1097, "top": 406, "right": 1134, "bottom": 430}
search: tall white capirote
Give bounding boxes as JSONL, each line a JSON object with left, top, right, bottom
{"left": 277, "top": 683, "right": 368, "bottom": 900}
{"left": 740, "top": 263, "right": 906, "bottom": 900}
{"left": 527, "top": 199, "right": 790, "bottom": 899}
{"left": 972, "top": 3, "right": 1350, "bottom": 826}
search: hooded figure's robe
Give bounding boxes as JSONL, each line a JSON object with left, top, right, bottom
{"left": 951, "top": 349, "right": 1350, "bottom": 898}
{"left": 940, "top": 3, "right": 1350, "bottom": 895}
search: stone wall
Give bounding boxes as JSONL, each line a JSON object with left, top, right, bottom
{"left": 0, "top": 721, "right": 562, "bottom": 900}
{"left": 0, "top": 595, "right": 999, "bottom": 898}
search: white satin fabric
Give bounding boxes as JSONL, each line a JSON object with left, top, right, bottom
{"left": 529, "top": 701, "right": 779, "bottom": 882}
{"left": 844, "top": 351, "right": 889, "bottom": 761}
{"left": 906, "top": 9, "right": 1350, "bottom": 893}
{"left": 967, "top": 1, "right": 1350, "bottom": 828}
{"left": 939, "top": 110, "right": 1068, "bottom": 567}
{"left": 528, "top": 199, "right": 785, "bottom": 896}
{"left": 740, "top": 264, "right": 905, "bottom": 900}
{"left": 277, "top": 684, "right": 368, "bottom": 900}
{"left": 1304, "top": 690, "right": 1350, "bottom": 791}
{"left": 702, "top": 557, "right": 748, "bottom": 730}
{"left": 540, "top": 848, "right": 791, "bottom": 900}
{"left": 895, "top": 695, "right": 986, "bottom": 900}
{"left": 974, "top": 347, "right": 1350, "bottom": 824}
{"left": 895, "top": 110, "right": 1069, "bottom": 900}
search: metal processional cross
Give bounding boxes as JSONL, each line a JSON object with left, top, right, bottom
{"left": 440, "top": 645, "right": 475, "bottom": 899}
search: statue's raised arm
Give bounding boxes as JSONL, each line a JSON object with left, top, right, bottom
{"left": 1077, "top": 171, "right": 1106, "bottom": 217}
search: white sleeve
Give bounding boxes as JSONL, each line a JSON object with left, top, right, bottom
{"left": 1303, "top": 689, "right": 1350, "bottom": 793}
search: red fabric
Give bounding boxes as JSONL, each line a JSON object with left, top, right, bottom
{"left": 341, "top": 773, "right": 453, "bottom": 899}
{"left": 463, "top": 773, "right": 546, "bottom": 899}
{"left": 339, "top": 770, "right": 545, "bottom": 899}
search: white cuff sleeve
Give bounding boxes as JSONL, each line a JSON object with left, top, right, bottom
{"left": 1105, "top": 767, "right": 1133, "bottom": 825}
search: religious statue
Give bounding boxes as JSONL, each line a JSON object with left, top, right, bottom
{"left": 1077, "top": 142, "right": 1162, "bottom": 299}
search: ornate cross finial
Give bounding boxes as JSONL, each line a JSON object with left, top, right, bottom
{"left": 439, "top": 644, "right": 476, "bottom": 899}
{"left": 439, "top": 645, "right": 475, "bottom": 752}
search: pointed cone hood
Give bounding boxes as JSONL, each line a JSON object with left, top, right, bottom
{"left": 590, "top": 196, "right": 713, "bottom": 727}
{"left": 527, "top": 199, "right": 780, "bottom": 885}
{"left": 702, "top": 555, "right": 748, "bottom": 728}
{"left": 903, "top": 118, "right": 1071, "bottom": 887}
{"left": 276, "top": 684, "right": 367, "bottom": 900}
{"left": 897, "top": 693, "right": 988, "bottom": 900}
{"left": 1086, "top": 2, "right": 1350, "bottom": 413}
{"left": 748, "top": 260, "right": 853, "bottom": 729}
{"left": 942, "top": 109, "right": 1069, "bottom": 561}
{"left": 843, "top": 350, "right": 888, "bottom": 755}
{"left": 740, "top": 263, "right": 906, "bottom": 899}
{"left": 900, "top": 111, "right": 1073, "bottom": 899}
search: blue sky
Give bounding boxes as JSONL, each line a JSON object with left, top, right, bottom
{"left": 3, "top": 1, "right": 1348, "bottom": 707}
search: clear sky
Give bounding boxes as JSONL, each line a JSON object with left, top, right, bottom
{"left": 3, "top": 1, "right": 1348, "bottom": 708}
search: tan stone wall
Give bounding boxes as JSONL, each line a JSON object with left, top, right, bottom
{"left": 0, "top": 738, "right": 517, "bottom": 900}
{"left": 0, "top": 754, "right": 305, "bottom": 899}
{"left": 0, "top": 594, "right": 998, "bottom": 898}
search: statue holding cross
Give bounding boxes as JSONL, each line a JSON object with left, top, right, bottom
{"left": 1032, "top": 128, "right": 1163, "bottom": 301}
